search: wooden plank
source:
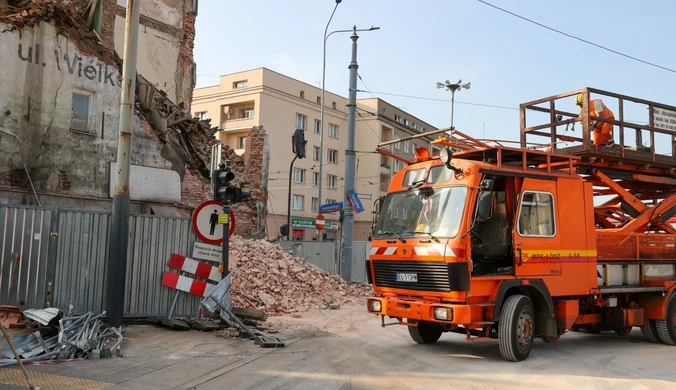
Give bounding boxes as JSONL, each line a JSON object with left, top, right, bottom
{"left": 232, "top": 307, "right": 268, "bottom": 321}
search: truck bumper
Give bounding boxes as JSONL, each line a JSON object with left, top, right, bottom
{"left": 366, "top": 296, "right": 472, "bottom": 325}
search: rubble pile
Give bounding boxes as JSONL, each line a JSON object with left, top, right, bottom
{"left": 228, "top": 237, "right": 372, "bottom": 314}
{"left": 0, "top": 308, "right": 122, "bottom": 367}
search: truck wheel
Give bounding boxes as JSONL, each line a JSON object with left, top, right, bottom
{"left": 641, "top": 320, "right": 661, "bottom": 343}
{"left": 656, "top": 291, "right": 676, "bottom": 345}
{"left": 498, "top": 295, "right": 535, "bottom": 362}
{"left": 408, "top": 321, "right": 442, "bottom": 344}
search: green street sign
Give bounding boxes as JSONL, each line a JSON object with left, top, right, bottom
{"left": 292, "top": 218, "right": 315, "bottom": 228}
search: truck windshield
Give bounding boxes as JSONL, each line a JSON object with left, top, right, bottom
{"left": 374, "top": 186, "right": 468, "bottom": 239}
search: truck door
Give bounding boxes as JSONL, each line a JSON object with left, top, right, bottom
{"left": 513, "top": 178, "right": 562, "bottom": 277}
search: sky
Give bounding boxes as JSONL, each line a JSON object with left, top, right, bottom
{"left": 193, "top": 0, "right": 676, "bottom": 148}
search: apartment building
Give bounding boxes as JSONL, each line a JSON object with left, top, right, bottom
{"left": 192, "top": 68, "right": 440, "bottom": 241}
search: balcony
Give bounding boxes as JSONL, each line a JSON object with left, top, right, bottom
{"left": 220, "top": 116, "right": 257, "bottom": 131}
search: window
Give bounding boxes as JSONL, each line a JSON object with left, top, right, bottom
{"left": 394, "top": 135, "right": 401, "bottom": 150}
{"left": 332, "top": 102, "right": 337, "bottom": 109}
{"left": 327, "top": 198, "right": 336, "bottom": 204}
{"left": 405, "top": 119, "right": 411, "bottom": 126}
{"left": 312, "top": 172, "right": 320, "bottom": 186}
{"left": 293, "top": 195, "right": 304, "bottom": 210}
{"left": 195, "top": 111, "right": 208, "bottom": 120}
{"left": 412, "top": 142, "right": 417, "bottom": 152}
{"left": 238, "top": 136, "right": 248, "bottom": 149}
{"left": 241, "top": 108, "right": 254, "bottom": 119}
{"left": 233, "top": 80, "right": 248, "bottom": 88}
{"left": 394, "top": 114, "right": 402, "bottom": 123}
{"left": 518, "top": 192, "right": 556, "bottom": 237}
{"left": 402, "top": 207, "right": 407, "bottom": 219}
{"left": 313, "top": 146, "right": 320, "bottom": 161}
{"left": 300, "top": 90, "right": 305, "bottom": 99}
{"left": 296, "top": 114, "right": 307, "bottom": 130}
{"left": 393, "top": 159, "right": 400, "bottom": 172}
{"left": 404, "top": 140, "right": 410, "bottom": 153}
{"left": 71, "top": 91, "right": 91, "bottom": 132}
{"left": 420, "top": 127, "right": 425, "bottom": 133}
{"left": 327, "top": 175, "right": 337, "bottom": 189}
{"left": 327, "top": 149, "right": 338, "bottom": 163}
{"left": 328, "top": 123, "right": 338, "bottom": 138}
{"left": 314, "top": 119, "right": 321, "bottom": 134}
{"left": 311, "top": 197, "right": 319, "bottom": 211}
{"left": 293, "top": 168, "right": 305, "bottom": 184}
{"left": 317, "top": 96, "right": 321, "bottom": 104}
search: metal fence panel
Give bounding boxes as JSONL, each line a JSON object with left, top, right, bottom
{"left": 125, "top": 214, "right": 200, "bottom": 317}
{"left": 0, "top": 205, "right": 51, "bottom": 310}
{"left": 52, "top": 210, "right": 111, "bottom": 313}
{"left": 351, "top": 241, "right": 371, "bottom": 283}
{"left": 279, "top": 240, "right": 371, "bottom": 283}
{"left": 280, "top": 241, "right": 337, "bottom": 274}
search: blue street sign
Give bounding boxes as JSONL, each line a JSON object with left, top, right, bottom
{"left": 319, "top": 202, "right": 343, "bottom": 214}
{"left": 346, "top": 189, "right": 365, "bottom": 214}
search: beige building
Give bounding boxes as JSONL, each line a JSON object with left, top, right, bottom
{"left": 192, "top": 68, "right": 441, "bottom": 241}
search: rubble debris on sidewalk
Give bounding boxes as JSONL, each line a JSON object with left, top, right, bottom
{"left": 228, "top": 236, "right": 373, "bottom": 315}
{"left": 0, "top": 307, "right": 123, "bottom": 367}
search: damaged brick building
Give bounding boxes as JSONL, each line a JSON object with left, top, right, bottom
{"left": 0, "top": 0, "right": 269, "bottom": 236}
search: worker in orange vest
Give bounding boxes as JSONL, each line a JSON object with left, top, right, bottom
{"left": 576, "top": 94, "right": 615, "bottom": 146}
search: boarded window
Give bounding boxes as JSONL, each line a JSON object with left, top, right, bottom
{"left": 71, "top": 92, "right": 90, "bottom": 132}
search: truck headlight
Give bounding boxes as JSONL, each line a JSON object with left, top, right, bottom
{"left": 433, "top": 307, "right": 454, "bottom": 321}
{"left": 367, "top": 299, "right": 382, "bottom": 313}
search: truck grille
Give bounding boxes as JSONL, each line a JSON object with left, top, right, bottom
{"left": 372, "top": 261, "right": 450, "bottom": 292}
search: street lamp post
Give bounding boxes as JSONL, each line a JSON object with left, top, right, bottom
{"left": 436, "top": 79, "right": 471, "bottom": 131}
{"left": 319, "top": 8, "right": 379, "bottom": 239}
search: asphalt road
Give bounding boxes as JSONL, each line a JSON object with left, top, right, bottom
{"left": 8, "top": 306, "right": 675, "bottom": 390}
{"left": 175, "top": 309, "right": 676, "bottom": 390}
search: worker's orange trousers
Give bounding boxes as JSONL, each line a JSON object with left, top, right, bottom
{"left": 593, "top": 121, "right": 614, "bottom": 145}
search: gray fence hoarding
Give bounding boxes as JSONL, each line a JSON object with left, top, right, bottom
{"left": 1, "top": 204, "right": 373, "bottom": 317}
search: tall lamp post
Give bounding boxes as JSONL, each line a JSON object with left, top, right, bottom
{"left": 319, "top": 4, "right": 379, "bottom": 238}
{"left": 436, "top": 79, "right": 471, "bottom": 131}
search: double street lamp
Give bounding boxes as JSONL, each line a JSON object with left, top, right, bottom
{"left": 318, "top": 0, "right": 379, "bottom": 233}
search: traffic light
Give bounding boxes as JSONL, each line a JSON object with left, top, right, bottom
{"left": 213, "top": 163, "right": 235, "bottom": 202}
{"left": 292, "top": 129, "right": 307, "bottom": 159}
{"left": 212, "top": 161, "right": 252, "bottom": 204}
{"left": 231, "top": 187, "right": 251, "bottom": 204}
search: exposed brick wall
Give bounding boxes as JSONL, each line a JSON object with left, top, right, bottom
{"left": 179, "top": 126, "right": 269, "bottom": 238}
{"left": 176, "top": 8, "right": 196, "bottom": 111}
{"left": 100, "top": 0, "right": 117, "bottom": 50}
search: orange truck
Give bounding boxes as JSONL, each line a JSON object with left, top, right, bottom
{"left": 365, "top": 88, "right": 676, "bottom": 361}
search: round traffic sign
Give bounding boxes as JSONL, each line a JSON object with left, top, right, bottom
{"left": 315, "top": 214, "right": 326, "bottom": 231}
{"left": 192, "top": 200, "right": 236, "bottom": 245}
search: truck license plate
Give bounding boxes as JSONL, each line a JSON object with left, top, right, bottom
{"left": 396, "top": 273, "right": 418, "bottom": 282}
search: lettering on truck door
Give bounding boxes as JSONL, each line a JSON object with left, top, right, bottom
{"left": 514, "top": 178, "right": 562, "bottom": 277}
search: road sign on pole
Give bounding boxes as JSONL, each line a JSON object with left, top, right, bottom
{"left": 315, "top": 214, "right": 326, "bottom": 231}
{"left": 192, "top": 200, "right": 235, "bottom": 245}
{"left": 346, "top": 188, "right": 365, "bottom": 214}
{"left": 319, "top": 201, "right": 343, "bottom": 214}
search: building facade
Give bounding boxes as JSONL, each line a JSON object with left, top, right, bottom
{"left": 0, "top": 1, "right": 268, "bottom": 229}
{"left": 192, "top": 68, "right": 442, "bottom": 241}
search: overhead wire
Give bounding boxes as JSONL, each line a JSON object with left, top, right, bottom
{"left": 476, "top": 0, "right": 676, "bottom": 74}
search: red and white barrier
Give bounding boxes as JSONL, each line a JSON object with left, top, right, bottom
{"left": 168, "top": 254, "right": 221, "bottom": 282}
{"left": 162, "top": 272, "right": 215, "bottom": 297}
